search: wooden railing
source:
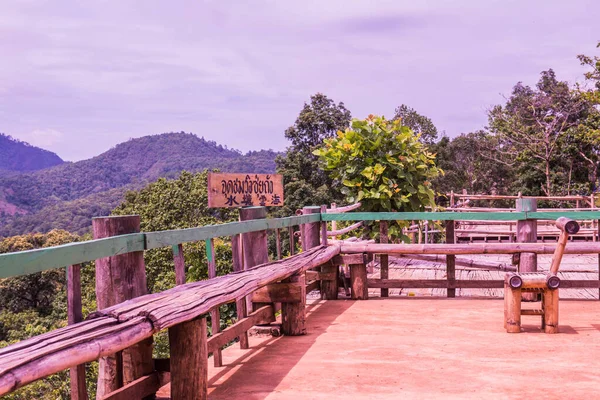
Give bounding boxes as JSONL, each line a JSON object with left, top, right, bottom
{"left": 3, "top": 206, "right": 600, "bottom": 398}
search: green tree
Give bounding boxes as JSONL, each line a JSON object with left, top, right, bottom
{"left": 276, "top": 93, "right": 351, "bottom": 215}
{"left": 488, "top": 70, "right": 588, "bottom": 196}
{"left": 314, "top": 115, "right": 441, "bottom": 239}
{"left": 392, "top": 104, "right": 439, "bottom": 145}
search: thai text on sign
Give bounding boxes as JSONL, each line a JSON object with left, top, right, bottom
{"left": 208, "top": 173, "right": 284, "bottom": 208}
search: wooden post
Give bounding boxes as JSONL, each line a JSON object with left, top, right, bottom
{"left": 350, "top": 260, "right": 368, "bottom": 300}
{"left": 505, "top": 287, "right": 521, "bottom": 333}
{"left": 231, "top": 234, "right": 249, "bottom": 349}
{"left": 288, "top": 226, "right": 295, "bottom": 256}
{"left": 450, "top": 190, "right": 455, "bottom": 208}
{"left": 445, "top": 220, "right": 456, "bottom": 298}
{"left": 516, "top": 198, "right": 538, "bottom": 301}
{"left": 320, "top": 205, "right": 338, "bottom": 300}
{"left": 169, "top": 317, "right": 208, "bottom": 400}
{"left": 543, "top": 290, "right": 559, "bottom": 334}
{"left": 172, "top": 244, "right": 185, "bottom": 286}
{"left": 206, "top": 238, "right": 222, "bottom": 367}
{"left": 281, "top": 273, "right": 306, "bottom": 335}
{"left": 302, "top": 206, "right": 321, "bottom": 250}
{"left": 92, "top": 216, "right": 153, "bottom": 398}
{"left": 380, "top": 222, "right": 389, "bottom": 298}
{"left": 275, "top": 229, "right": 282, "bottom": 260}
{"left": 67, "top": 264, "right": 88, "bottom": 400}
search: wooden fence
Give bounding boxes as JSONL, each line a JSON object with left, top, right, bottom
{"left": 2, "top": 206, "right": 600, "bottom": 398}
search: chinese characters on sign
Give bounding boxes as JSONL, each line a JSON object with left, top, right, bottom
{"left": 207, "top": 173, "right": 284, "bottom": 208}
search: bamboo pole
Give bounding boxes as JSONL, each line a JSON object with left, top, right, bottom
{"left": 231, "top": 234, "right": 249, "bottom": 349}
{"left": 206, "top": 238, "right": 222, "bottom": 367}
{"left": 543, "top": 290, "right": 559, "bottom": 334}
{"left": 339, "top": 242, "right": 600, "bottom": 254}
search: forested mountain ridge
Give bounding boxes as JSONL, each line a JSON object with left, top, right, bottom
{"left": 0, "top": 134, "right": 64, "bottom": 172}
{"left": 0, "top": 132, "right": 278, "bottom": 237}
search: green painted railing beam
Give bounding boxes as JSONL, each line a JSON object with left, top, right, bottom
{"left": 0, "top": 233, "right": 145, "bottom": 279}
{"left": 144, "top": 214, "right": 319, "bottom": 249}
{"left": 322, "top": 211, "right": 600, "bottom": 222}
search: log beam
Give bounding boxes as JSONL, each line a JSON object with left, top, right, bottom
{"left": 252, "top": 283, "right": 303, "bottom": 303}
{"left": 350, "top": 264, "right": 368, "bottom": 300}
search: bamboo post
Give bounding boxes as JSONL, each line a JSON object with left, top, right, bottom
{"left": 231, "top": 234, "right": 249, "bottom": 349}
{"left": 516, "top": 198, "right": 538, "bottom": 301}
{"left": 172, "top": 243, "right": 185, "bottom": 286}
{"left": 445, "top": 220, "right": 456, "bottom": 298}
{"left": 505, "top": 287, "right": 522, "bottom": 333}
{"left": 92, "top": 216, "right": 153, "bottom": 398}
{"left": 206, "top": 238, "right": 222, "bottom": 367}
{"left": 67, "top": 264, "right": 88, "bottom": 400}
{"left": 330, "top": 203, "right": 337, "bottom": 240}
{"left": 320, "top": 205, "right": 338, "bottom": 300}
{"left": 410, "top": 220, "right": 416, "bottom": 244}
{"left": 350, "top": 258, "right": 368, "bottom": 300}
{"left": 450, "top": 190, "right": 455, "bottom": 208}
{"left": 168, "top": 317, "right": 208, "bottom": 400}
{"left": 380, "top": 221, "right": 389, "bottom": 298}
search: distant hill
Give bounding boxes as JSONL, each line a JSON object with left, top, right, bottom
{"left": 0, "top": 132, "right": 279, "bottom": 237}
{"left": 0, "top": 133, "right": 64, "bottom": 172}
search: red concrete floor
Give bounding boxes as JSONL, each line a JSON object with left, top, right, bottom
{"left": 159, "top": 297, "right": 600, "bottom": 399}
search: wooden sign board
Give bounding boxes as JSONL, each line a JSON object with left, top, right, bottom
{"left": 208, "top": 173, "right": 284, "bottom": 208}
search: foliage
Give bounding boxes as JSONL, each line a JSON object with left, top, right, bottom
{"left": 315, "top": 115, "right": 441, "bottom": 239}
{"left": 392, "top": 104, "right": 439, "bottom": 145}
{"left": 0, "top": 133, "right": 64, "bottom": 172}
{"left": 276, "top": 93, "right": 350, "bottom": 216}
{"left": 0, "top": 132, "right": 279, "bottom": 238}
{"left": 488, "top": 70, "right": 589, "bottom": 196}
{"left": 0, "top": 230, "right": 99, "bottom": 399}
{"left": 112, "top": 170, "right": 238, "bottom": 358}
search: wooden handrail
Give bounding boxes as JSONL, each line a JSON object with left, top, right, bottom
{"left": 0, "top": 244, "right": 341, "bottom": 396}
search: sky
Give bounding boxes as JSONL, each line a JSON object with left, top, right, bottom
{"left": 1, "top": 0, "right": 599, "bottom": 161}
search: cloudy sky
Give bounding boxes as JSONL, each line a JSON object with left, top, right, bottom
{"left": 1, "top": 1, "right": 599, "bottom": 161}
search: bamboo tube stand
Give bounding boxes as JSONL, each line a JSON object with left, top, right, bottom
{"left": 504, "top": 217, "right": 580, "bottom": 333}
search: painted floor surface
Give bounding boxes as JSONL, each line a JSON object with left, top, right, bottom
{"left": 158, "top": 298, "right": 600, "bottom": 399}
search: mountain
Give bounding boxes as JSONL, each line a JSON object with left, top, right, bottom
{"left": 0, "top": 132, "right": 279, "bottom": 237}
{"left": 0, "top": 133, "right": 64, "bottom": 172}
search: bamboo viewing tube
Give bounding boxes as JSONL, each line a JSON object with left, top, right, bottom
{"left": 550, "top": 217, "right": 580, "bottom": 275}
{"left": 327, "top": 221, "right": 363, "bottom": 237}
{"left": 340, "top": 242, "right": 600, "bottom": 255}
{"left": 327, "top": 202, "right": 361, "bottom": 213}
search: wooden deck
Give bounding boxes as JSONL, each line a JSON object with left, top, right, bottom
{"left": 158, "top": 298, "right": 600, "bottom": 399}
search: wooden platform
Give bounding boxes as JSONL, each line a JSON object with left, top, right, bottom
{"left": 157, "top": 298, "right": 600, "bottom": 399}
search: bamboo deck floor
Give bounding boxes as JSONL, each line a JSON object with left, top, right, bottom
{"left": 373, "top": 254, "right": 600, "bottom": 299}
{"left": 157, "top": 298, "right": 600, "bottom": 399}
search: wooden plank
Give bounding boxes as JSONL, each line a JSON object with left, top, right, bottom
{"left": 0, "top": 233, "right": 145, "bottom": 279}
{"left": 305, "top": 271, "right": 336, "bottom": 281}
{"left": 207, "top": 172, "right": 283, "bottom": 208}
{"left": 207, "top": 305, "right": 274, "bottom": 353}
{"left": 102, "top": 371, "right": 170, "bottom": 400}
{"left": 332, "top": 254, "right": 370, "bottom": 265}
{"left": 252, "top": 283, "right": 303, "bottom": 303}
{"left": 168, "top": 317, "right": 208, "bottom": 400}
{"left": 145, "top": 214, "right": 320, "bottom": 250}
{"left": 67, "top": 264, "right": 88, "bottom": 400}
